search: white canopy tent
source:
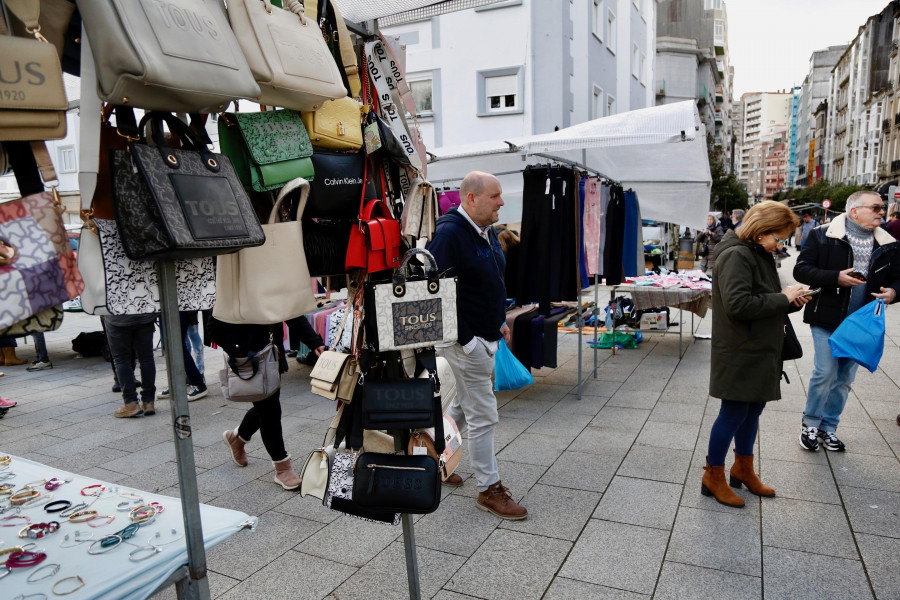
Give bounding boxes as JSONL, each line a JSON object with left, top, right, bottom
{"left": 427, "top": 101, "right": 713, "bottom": 231}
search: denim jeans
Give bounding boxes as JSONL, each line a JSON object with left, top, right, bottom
{"left": 186, "top": 324, "right": 204, "bottom": 375}
{"left": 31, "top": 332, "right": 49, "bottom": 363}
{"left": 438, "top": 340, "right": 500, "bottom": 492}
{"left": 803, "top": 325, "right": 859, "bottom": 432}
{"left": 707, "top": 400, "right": 766, "bottom": 466}
{"left": 105, "top": 322, "right": 157, "bottom": 404}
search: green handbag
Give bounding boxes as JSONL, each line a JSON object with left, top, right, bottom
{"left": 218, "top": 109, "right": 315, "bottom": 192}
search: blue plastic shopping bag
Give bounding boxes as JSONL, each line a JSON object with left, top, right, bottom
{"left": 828, "top": 299, "right": 885, "bottom": 373}
{"left": 494, "top": 339, "right": 534, "bottom": 391}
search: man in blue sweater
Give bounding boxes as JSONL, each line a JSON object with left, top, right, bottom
{"left": 427, "top": 171, "right": 527, "bottom": 520}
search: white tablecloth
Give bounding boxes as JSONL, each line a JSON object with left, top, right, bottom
{"left": 0, "top": 454, "right": 256, "bottom": 600}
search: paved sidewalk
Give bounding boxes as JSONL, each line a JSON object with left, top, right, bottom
{"left": 1, "top": 255, "right": 898, "bottom": 599}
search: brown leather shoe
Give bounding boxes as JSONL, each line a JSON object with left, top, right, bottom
{"left": 477, "top": 481, "right": 527, "bottom": 520}
{"left": 701, "top": 457, "right": 745, "bottom": 508}
{"left": 442, "top": 473, "right": 464, "bottom": 487}
{"left": 114, "top": 402, "right": 144, "bottom": 418}
{"left": 729, "top": 451, "right": 775, "bottom": 497}
{"left": 223, "top": 429, "right": 248, "bottom": 467}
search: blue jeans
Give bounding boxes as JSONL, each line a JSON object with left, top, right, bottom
{"left": 186, "top": 324, "right": 204, "bottom": 375}
{"left": 803, "top": 326, "right": 859, "bottom": 432}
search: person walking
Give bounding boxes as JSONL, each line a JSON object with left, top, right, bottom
{"left": 698, "top": 214, "right": 725, "bottom": 275}
{"left": 705, "top": 201, "right": 809, "bottom": 507}
{"left": 427, "top": 171, "right": 527, "bottom": 521}
{"left": 214, "top": 317, "right": 326, "bottom": 490}
{"left": 798, "top": 210, "right": 819, "bottom": 249}
{"left": 102, "top": 314, "right": 158, "bottom": 418}
{"left": 157, "top": 311, "right": 208, "bottom": 402}
{"left": 794, "top": 191, "right": 900, "bottom": 451}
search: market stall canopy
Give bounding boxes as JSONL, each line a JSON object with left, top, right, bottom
{"left": 428, "top": 101, "right": 712, "bottom": 230}
{"left": 334, "top": 0, "right": 510, "bottom": 26}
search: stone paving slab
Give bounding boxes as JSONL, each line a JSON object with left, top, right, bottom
{"left": 2, "top": 255, "right": 899, "bottom": 599}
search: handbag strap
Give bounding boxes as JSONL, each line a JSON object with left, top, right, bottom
{"left": 228, "top": 352, "right": 260, "bottom": 380}
{"left": 299, "top": 0, "right": 360, "bottom": 99}
{"left": 271, "top": 178, "right": 309, "bottom": 223}
{"left": 78, "top": 29, "right": 101, "bottom": 211}
{"left": 4, "top": 0, "right": 42, "bottom": 40}
{"left": 416, "top": 348, "right": 445, "bottom": 455}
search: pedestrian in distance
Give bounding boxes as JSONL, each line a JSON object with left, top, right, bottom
{"left": 705, "top": 201, "right": 809, "bottom": 508}
{"left": 884, "top": 210, "right": 900, "bottom": 241}
{"left": 798, "top": 210, "right": 819, "bottom": 249}
{"left": 213, "top": 316, "right": 326, "bottom": 490}
{"left": 102, "top": 314, "right": 158, "bottom": 418}
{"left": 794, "top": 191, "right": 900, "bottom": 452}
{"left": 427, "top": 171, "right": 527, "bottom": 521}
{"left": 698, "top": 214, "right": 725, "bottom": 275}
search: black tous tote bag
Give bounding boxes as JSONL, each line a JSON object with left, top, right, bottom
{"left": 111, "top": 110, "right": 265, "bottom": 261}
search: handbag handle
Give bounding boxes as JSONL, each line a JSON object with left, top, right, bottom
{"left": 4, "top": 0, "right": 42, "bottom": 40}
{"left": 137, "top": 112, "right": 221, "bottom": 173}
{"left": 271, "top": 178, "right": 309, "bottom": 224}
{"left": 391, "top": 249, "right": 440, "bottom": 298}
{"left": 228, "top": 352, "right": 261, "bottom": 381}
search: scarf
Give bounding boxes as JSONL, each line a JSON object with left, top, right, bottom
{"left": 845, "top": 217, "right": 875, "bottom": 277}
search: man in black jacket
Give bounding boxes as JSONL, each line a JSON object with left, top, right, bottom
{"left": 427, "top": 171, "right": 527, "bottom": 521}
{"left": 794, "top": 191, "right": 900, "bottom": 452}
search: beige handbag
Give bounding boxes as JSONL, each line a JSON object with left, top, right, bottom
{"left": 213, "top": 178, "right": 317, "bottom": 324}
{"left": 309, "top": 351, "right": 359, "bottom": 402}
{"left": 402, "top": 179, "right": 440, "bottom": 241}
{"left": 0, "top": 13, "right": 67, "bottom": 141}
{"left": 301, "top": 96, "right": 364, "bottom": 150}
{"left": 76, "top": 0, "right": 261, "bottom": 112}
{"left": 226, "top": 0, "right": 347, "bottom": 111}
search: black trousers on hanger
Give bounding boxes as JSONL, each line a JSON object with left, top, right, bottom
{"left": 603, "top": 185, "right": 627, "bottom": 286}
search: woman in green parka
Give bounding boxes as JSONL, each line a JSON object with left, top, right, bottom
{"left": 703, "top": 201, "right": 810, "bottom": 508}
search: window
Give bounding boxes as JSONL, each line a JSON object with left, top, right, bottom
{"left": 477, "top": 67, "right": 524, "bottom": 116}
{"left": 704, "top": 0, "right": 722, "bottom": 9}
{"left": 607, "top": 9, "right": 616, "bottom": 54}
{"left": 714, "top": 19, "right": 725, "bottom": 42}
{"left": 57, "top": 145, "right": 76, "bottom": 173}
{"left": 632, "top": 44, "right": 640, "bottom": 79}
{"left": 409, "top": 79, "right": 433, "bottom": 117}
{"left": 592, "top": 0, "right": 603, "bottom": 41}
{"left": 640, "top": 53, "right": 647, "bottom": 86}
{"left": 607, "top": 94, "right": 616, "bottom": 116}
{"left": 593, "top": 86, "right": 604, "bottom": 118}
{"left": 486, "top": 74, "right": 517, "bottom": 112}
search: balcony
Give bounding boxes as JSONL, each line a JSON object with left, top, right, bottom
{"left": 715, "top": 110, "right": 723, "bottom": 125}
{"left": 892, "top": 159, "right": 900, "bottom": 174}
{"left": 892, "top": 41, "right": 899, "bottom": 57}
{"left": 894, "top": 112, "right": 900, "bottom": 126}
{"left": 834, "top": 151, "right": 845, "bottom": 162}
{"left": 883, "top": 119, "right": 891, "bottom": 133}
{"left": 879, "top": 162, "right": 891, "bottom": 178}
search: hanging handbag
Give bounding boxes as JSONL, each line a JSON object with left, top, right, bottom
{"left": 6, "top": 0, "right": 80, "bottom": 75}
{"left": 345, "top": 198, "right": 402, "bottom": 273}
{"left": 363, "top": 248, "right": 458, "bottom": 352}
{"left": 0, "top": 305, "right": 63, "bottom": 339}
{"left": 305, "top": 150, "right": 366, "bottom": 219}
{"left": 218, "top": 340, "right": 281, "bottom": 402}
{"left": 75, "top": 0, "right": 260, "bottom": 113}
{"left": 409, "top": 413, "right": 462, "bottom": 482}
{"left": 226, "top": 0, "right": 347, "bottom": 111}
{"left": 781, "top": 316, "right": 803, "bottom": 362}
{"left": 213, "top": 178, "right": 318, "bottom": 324}
{"left": 302, "top": 218, "right": 352, "bottom": 277}
{"left": 79, "top": 218, "right": 216, "bottom": 315}
{"left": 401, "top": 178, "right": 439, "bottom": 241}
{"left": 352, "top": 452, "right": 441, "bottom": 514}
{"left": 0, "top": 13, "right": 67, "bottom": 141}
{"left": 309, "top": 350, "right": 359, "bottom": 402}
{"left": 110, "top": 110, "right": 265, "bottom": 260}
{"left": 218, "top": 109, "right": 315, "bottom": 193}
{"left": 301, "top": 97, "right": 364, "bottom": 151}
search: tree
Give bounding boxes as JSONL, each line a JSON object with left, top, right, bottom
{"left": 707, "top": 133, "right": 748, "bottom": 211}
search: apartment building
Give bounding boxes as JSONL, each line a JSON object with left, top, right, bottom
{"left": 738, "top": 91, "right": 791, "bottom": 199}
{"left": 878, "top": 4, "right": 900, "bottom": 184}
{"left": 764, "top": 136, "right": 787, "bottom": 197}
{"left": 655, "top": 0, "right": 734, "bottom": 166}
{"left": 382, "top": 0, "right": 658, "bottom": 149}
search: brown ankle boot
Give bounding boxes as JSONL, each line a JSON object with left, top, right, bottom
{"left": 273, "top": 457, "right": 301, "bottom": 490}
{"left": 222, "top": 429, "right": 248, "bottom": 467}
{"left": 701, "top": 457, "right": 745, "bottom": 508}
{"left": 729, "top": 451, "right": 775, "bottom": 497}
{"left": 1, "top": 348, "right": 26, "bottom": 366}
{"left": 477, "top": 481, "right": 528, "bottom": 520}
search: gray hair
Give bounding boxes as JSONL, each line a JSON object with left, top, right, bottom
{"left": 845, "top": 190, "right": 880, "bottom": 211}
{"left": 731, "top": 209, "right": 745, "bottom": 221}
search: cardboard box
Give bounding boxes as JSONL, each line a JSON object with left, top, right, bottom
{"left": 640, "top": 312, "right": 667, "bottom": 330}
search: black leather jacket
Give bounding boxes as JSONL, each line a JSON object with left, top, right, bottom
{"left": 793, "top": 214, "right": 900, "bottom": 330}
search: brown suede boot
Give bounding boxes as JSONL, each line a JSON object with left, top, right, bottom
{"left": 442, "top": 473, "right": 464, "bottom": 487}
{"left": 222, "top": 429, "right": 248, "bottom": 467}
{"left": 1, "top": 348, "right": 26, "bottom": 366}
{"left": 729, "top": 451, "right": 775, "bottom": 497}
{"left": 701, "top": 457, "right": 745, "bottom": 508}
{"left": 273, "top": 457, "right": 301, "bottom": 490}
{"left": 477, "top": 481, "right": 528, "bottom": 520}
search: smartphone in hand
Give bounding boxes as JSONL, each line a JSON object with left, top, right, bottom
{"left": 799, "top": 288, "right": 821, "bottom": 298}
{"left": 849, "top": 271, "right": 867, "bottom": 282}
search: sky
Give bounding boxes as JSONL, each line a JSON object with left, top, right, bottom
{"left": 728, "top": 0, "right": 892, "bottom": 98}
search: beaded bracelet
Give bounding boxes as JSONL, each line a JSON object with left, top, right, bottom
{"left": 58, "top": 502, "right": 88, "bottom": 518}
{"left": 20, "top": 493, "right": 53, "bottom": 510}
{"left": 9, "top": 490, "right": 40, "bottom": 506}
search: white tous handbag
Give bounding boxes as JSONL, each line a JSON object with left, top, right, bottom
{"left": 363, "top": 249, "right": 458, "bottom": 352}
{"left": 213, "top": 178, "right": 318, "bottom": 325}
{"left": 76, "top": 0, "right": 261, "bottom": 112}
{"left": 78, "top": 218, "right": 216, "bottom": 315}
{"left": 226, "top": 0, "right": 348, "bottom": 111}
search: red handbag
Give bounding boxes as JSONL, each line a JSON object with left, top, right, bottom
{"left": 345, "top": 159, "right": 401, "bottom": 273}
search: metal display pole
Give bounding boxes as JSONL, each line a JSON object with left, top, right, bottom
{"left": 393, "top": 431, "right": 421, "bottom": 600}
{"left": 158, "top": 260, "right": 211, "bottom": 600}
